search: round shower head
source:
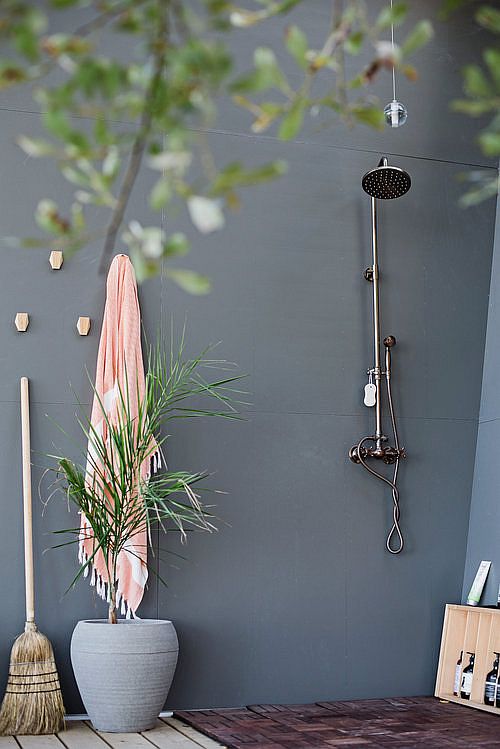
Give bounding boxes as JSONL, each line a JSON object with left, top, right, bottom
{"left": 362, "top": 159, "right": 411, "bottom": 200}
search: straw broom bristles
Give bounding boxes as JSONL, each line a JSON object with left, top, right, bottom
{"left": 0, "top": 621, "right": 65, "bottom": 736}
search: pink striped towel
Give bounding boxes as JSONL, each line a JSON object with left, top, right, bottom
{"left": 79, "top": 254, "right": 158, "bottom": 617}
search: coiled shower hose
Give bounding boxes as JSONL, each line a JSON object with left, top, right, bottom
{"left": 355, "top": 372, "right": 403, "bottom": 554}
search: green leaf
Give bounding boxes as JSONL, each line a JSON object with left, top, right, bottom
{"left": 401, "top": 20, "right": 433, "bottom": 57}
{"left": 463, "top": 64, "right": 493, "bottom": 98}
{"left": 16, "top": 136, "right": 54, "bottom": 157}
{"left": 166, "top": 268, "right": 212, "bottom": 295}
{"left": 149, "top": 177, "right": 172, "bottom": 210}
{"left": 61, "top": 165, "right": 91, "bottom": 187}
{"left": 231, "top": 47, "right": 287, "bottom": 93}
{"left": 71, "top": 201, "right": 85, "bottom": 232}
{"left": 476, "top": 5, "right": 500, "bottom": 33}
{"left": 351, "top": 105, "right": 385, "bottom": 129}
{"left": 439, "top": 0, "right": 467, "bottom": 19}
{"left": 102, "top": 146, "right": 121, "bottom": 179}
{"left": 345, "top": 31, "right": 365, "bottom": 56}
{"left": 484, "top": 49, "right": 500, "bottom": 89}
{"left": 0, "top": 63, "right": 28, "bottom": 89}
{"left": 212, "top": 160, "right": 287, "bottom": 193}
{"left": 285, "top": 25, "right": 308, "bottom": 69}
{"left": 452, "top": 98, "right": 497, "bottom": 115}
{"left": 376, "top": 2, "right": 407, "bottom": 30}
{"left": 278, "top": 99, "right": 305, "bottom": 140}
{"left": 164, "top": 233, "right": 190, "bottom": 258}
{"left": 459, "top": 174, "right": 499, "bottom": 207}
{"left": 50, "top": 0, "right": 80, "bottom": 7}
{"left": 478, "top": 131, "right": 500, "bottom": 156}
{"left": 42, "top": 108, "right": 72, "bottom": 139}
{"left": 35, "top": 199, "right": 70, "bottom": 235}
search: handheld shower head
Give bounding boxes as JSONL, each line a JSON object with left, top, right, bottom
{"left": 362, "top": 157, "right": 411, "bottom": 200}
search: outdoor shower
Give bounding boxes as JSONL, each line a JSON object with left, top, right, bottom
{"left": 349, "top": 156, "right": 411, "bottom": 554}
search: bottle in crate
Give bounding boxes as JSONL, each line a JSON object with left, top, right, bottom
{"left": 453, "top": 650, "right": 463, "bottom": 696}
{"left": 484, "top": 652, "right": 500, "bottom": 706}
{"left": 460, "top": 652, "right": 475, "bottom": 700}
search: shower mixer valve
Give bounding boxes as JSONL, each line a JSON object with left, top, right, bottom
{"left": 349, "top": 439, "right": 406, "bottom": 465}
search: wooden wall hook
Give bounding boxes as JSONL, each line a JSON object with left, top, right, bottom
{"left": 15, "top": 312, "right": 29, "bottom": 332}
{"left": 77, "top": 316, "right": 91, "bottom": 336}
{"left": 49, "top": 250, "right": 64, "bottom": 270}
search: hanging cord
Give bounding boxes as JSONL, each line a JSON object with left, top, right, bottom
{"left": 390, "top": 0, "right": 396, "bottom": 101}
{"left": 385, "top": 370, "right": 403, "bottom": 553}
{"left": 355, "top": 419, "right": 404, "bottom": 553}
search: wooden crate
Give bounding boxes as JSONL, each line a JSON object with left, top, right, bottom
{"left": 435, "top": 603, "right": 500, "bottom": 715}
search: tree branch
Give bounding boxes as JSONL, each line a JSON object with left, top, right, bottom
{"left": 98, "top": 3, "right": 168, "bottom": 275}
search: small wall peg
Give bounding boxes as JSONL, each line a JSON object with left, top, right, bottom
{"left": 49, "top": 250, "right": 64, "bottom": 270}
{"left": 15, "top": 313, "right": 29, "bottom": 332}
{"left": 77, "top": 316, "right": 91, "bottom": 336}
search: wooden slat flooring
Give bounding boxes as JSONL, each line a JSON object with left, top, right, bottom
{"left": 6, "top": 719, "right": 225, "bottom": 749}
{"left": 56, "top": 722, "right": 108, "bottom": 748}
{"left": 175, "top": 696, "right": 500, "bottom": 748}
{"left": 163, "top": 719, "right": 222, "bottom": 749}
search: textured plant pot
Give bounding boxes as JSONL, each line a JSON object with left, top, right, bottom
{"left": 71, "top": 619, "right": 178, "bottom": 732}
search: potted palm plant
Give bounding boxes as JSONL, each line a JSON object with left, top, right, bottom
{"left": 50, "top": 337, "right": 241, "bottom": 732}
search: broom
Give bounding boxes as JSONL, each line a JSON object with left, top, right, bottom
{"left": 0, "top": 377, "right": 65, "bottom": 735}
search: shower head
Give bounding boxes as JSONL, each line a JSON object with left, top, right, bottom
{"left": 362, "top": 157, "right": 411, "bottom": 200}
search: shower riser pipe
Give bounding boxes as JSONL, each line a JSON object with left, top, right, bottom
{"left": 370, "top": 195, "right": 383, "bottom": 450}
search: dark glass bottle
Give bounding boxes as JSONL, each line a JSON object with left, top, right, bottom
{"left": 460, "top": 652, "right": 475, "bottom": 700}
{"left": 453, "top": 650, "right": 463, "bottom": 696}
{"left": 484, "top": 652, "right": 500, "bottom": 706}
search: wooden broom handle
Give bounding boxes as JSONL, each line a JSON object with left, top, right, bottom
{"left": 20, "top": 377, "right": 35, "bottom": 624}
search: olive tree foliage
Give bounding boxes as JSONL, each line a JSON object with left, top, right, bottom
{"left": 0, "top": 0, "right": 431, "bottom": 289}
{"left": 445, "top": 2, "right": 500, "bottom": 206}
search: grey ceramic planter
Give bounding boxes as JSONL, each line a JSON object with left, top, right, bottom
{"left": 71, "top": 619, "right": 179, "bottom": 732}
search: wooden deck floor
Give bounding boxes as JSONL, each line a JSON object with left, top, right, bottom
{"left": 0, "top": 718, "right": 225, "bottom": 749}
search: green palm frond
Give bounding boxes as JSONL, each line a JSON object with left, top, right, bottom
{"left": 49, "top": 334, "right": 243, "bottom": 621}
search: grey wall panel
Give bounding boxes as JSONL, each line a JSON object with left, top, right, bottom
{"left": 160, "top": 412, "right": 349, "bottom": 708}
{"left": 337, "top": 416, "right": 476, "bottom": 700}
{"left": 462, "top": 199, "right": 500, "bottom": 608}
{"left": 478, "top": 203, "right": 500, "bottom": 423}
{"left": 0, "top": 0, "right": 496, "bottom": 716}
{"left": 463, "top": 418, "right": 500, "bottom": 607}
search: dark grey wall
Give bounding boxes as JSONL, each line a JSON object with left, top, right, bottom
{"left": 0, "top": 1, "right": 496, "bottom": 714}
{"left": 462, "top": 195, "right": 500, "bottom": 606}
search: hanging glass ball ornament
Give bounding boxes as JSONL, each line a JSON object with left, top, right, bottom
{"left": 384, "top": 99, "right": 408, "bottom": 128}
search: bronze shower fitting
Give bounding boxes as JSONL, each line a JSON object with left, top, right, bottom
{"left": 349, "top": 156, "right": 410, "bottom": 554}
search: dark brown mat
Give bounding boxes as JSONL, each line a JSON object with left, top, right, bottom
{"left": 175, "top": 696, "right": 500, "bottom": 748}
